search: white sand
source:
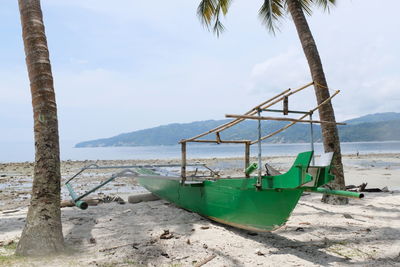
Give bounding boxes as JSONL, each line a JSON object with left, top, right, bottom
{"left": 0, "top": 154, "right": 399, "bottom": 266}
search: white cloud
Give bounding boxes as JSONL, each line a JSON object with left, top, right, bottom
{"left": 247, "top": 48, "right": 310, "bottom": 95}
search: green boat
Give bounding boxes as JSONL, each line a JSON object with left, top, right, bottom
{"left": 66, "top": 83, "right": 363, "bottom": 232}
{"left": 137, "top": 151, "right": 362, "bottom": 232}
{"left": 135, "top": 83, "right": 363, "bottom": 231}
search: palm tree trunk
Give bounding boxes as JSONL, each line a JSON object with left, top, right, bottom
{"left": 16, "top": 0, "right": 64, "bottom": 256}
{"left": 286, "top": 0, "right": 348, "bottom": 204}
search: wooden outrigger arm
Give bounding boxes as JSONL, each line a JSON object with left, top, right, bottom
{"left": 179, "top": 81, "right": 344, "bottom": 187}
{"left": 225, "top": 114, "right": 346, "bottom": 125}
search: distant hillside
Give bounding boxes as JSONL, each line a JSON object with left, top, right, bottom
{"left": 75, "top": 112, "right": 400, "bottom": 147}
{"left": 344, "top": 112, "right": 400, "bottom": 125}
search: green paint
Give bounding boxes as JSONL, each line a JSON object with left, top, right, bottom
{"left": 304, "top": 187, "right": 364, "bottom": 199}
{"left": 138, "top": 176, "right": 303, "bottom": 231}
{"left": 137, "top": 151, "right": 362, "bottom": 231}
{"left": 245, "top": 163, "right": 258, "bottom": 175}
{"left": 65, "top": 183, "right": 88, "bottom": 209}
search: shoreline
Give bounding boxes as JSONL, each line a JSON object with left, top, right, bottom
{"left": 1, "top": 151, "right": 400, "bottom": 164}
{"left": 1, "top": 153, "right": 400, "bottom": 266}
{"left": 1, "top": 153, "right": 399, "bottom": 211}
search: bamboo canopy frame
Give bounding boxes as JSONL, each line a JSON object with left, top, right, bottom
{"left": 179, "top": 82, "right": 345, "bottom": 183}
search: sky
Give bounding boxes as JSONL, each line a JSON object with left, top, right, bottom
{"left": 1, "top": 0, "right": 399, "bottom": 146}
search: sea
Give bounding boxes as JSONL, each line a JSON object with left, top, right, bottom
{"left": 1, "top": 140, "right": 400, "bottom": 163}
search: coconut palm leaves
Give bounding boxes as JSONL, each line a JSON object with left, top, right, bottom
{"left": 197, "top": 0, "right": 336, "bottom": 35}
{"left": 197, "top": 0, "right": 232, "bottom": 36}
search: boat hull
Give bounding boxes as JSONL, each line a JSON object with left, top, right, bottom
{"left": 137, "top": 176, "right": 303, "bottom": 231}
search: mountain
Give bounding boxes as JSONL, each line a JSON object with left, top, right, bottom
{"left": 344, "top": 112, "right": 400, "bottom": 125}
{"left": 75, "top": 112, "right": 400, "bottom": 147}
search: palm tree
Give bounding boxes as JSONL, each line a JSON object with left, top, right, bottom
{"left": 198, "top": 0, "right": 348, "bottom": 204}
{"left": 16, "top": 0, "right": 64, "bottom": 255}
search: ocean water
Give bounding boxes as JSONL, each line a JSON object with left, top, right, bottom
{"left": 1, "top": 140, "right": 400, "bottom": 163}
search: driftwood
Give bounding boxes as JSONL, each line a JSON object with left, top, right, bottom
{"left": 346, "top": 183, "right": 384, "bottom": 192}
{"left": 195, "top": 254, "right": 216, "bottom": 267}
{"left": 128, "top": 193, "right": 160, "bottom": 204}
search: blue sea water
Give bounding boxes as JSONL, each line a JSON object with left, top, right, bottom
{"left": 1, "top": 140, "right": 400, "bottom": 163}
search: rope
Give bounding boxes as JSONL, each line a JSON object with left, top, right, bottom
{"left": 313, "top": 81, "right": 337, "bottom": 94}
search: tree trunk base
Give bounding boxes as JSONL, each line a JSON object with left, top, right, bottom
{"left": 16, "top": 223, "right": 64, "bottom": 256}
{"left": 15, "top": 203, "right": 64, "bottom": 256}
{"left": 321, "top": 194, "right": 349, "bottom": 205}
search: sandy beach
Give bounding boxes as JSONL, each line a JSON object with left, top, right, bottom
{"left": 1, "top": 153, "right": 399, "bottom": 266}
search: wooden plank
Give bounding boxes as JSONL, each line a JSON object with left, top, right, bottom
{"left": 225, "top": 114, "right": 346, "bottom": 125}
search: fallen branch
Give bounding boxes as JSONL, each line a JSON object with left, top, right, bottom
{"left": 195, "top": 254, "right": 216, "bottom": 267}
{"left": 99, "top": 243, "right": 139, "bottom": 252}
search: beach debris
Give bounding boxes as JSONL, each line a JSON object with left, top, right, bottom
{"left": 295, "top": 227, "right": 305, "bottom": 232}
{"left": 1, "top": 209, "right": 20, "bottom": 214}
{"left": 194, "top": 254, "right": 216, "bottom": 267}
{"left": 200, "top": 226, "right": 210, "bottom": 230}
{"left": 343, "top": 213, "right": 354, "bottom": 219}
{"left": 347, "top": 183, "right": 384, "bottom": 193}
{"left": 161, "top": 252, "right": 169, "bottom": 258}
{"left": 255, "top": 249, "right": 265, "bottom": 256}
{"left": 89, "top": 237, "right": 96, "bottom": 244}
{"left": 202, "top": 244, "right": 208, "bottom": 249}
{"left": 160, "top": 230, "right": 174, "bottom": 239}
{"left": 102, "top": 195, "right": 125, "bottom": 204}
{"left": 99, "top": 242, "right": 139, "bottom": 252}
{"left": 128, "top": 193, "right": 160, "bottom": 204}
{"left": 186, "top": 239, "right": 191, "bottom": 245}
{"left": 61, "top": 195, "right": 127, "bottom": 208}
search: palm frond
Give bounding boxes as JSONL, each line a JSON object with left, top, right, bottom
{"left": 197, "top": 0, "right": 217, "bottom": 25}
{"left": 259, "top": 0, "right": 285, "bottom": 35}
{"left": 312, "top": 0, "right": 336, "bottom": 12}
{"left": 197, "top": 0, "right": 232, "bottom": 37}
{"left": 219, "top": 0, "right": 232, "bottom": 15}
{"left": 299, "top": 0, "right": 313, "bottom": 16}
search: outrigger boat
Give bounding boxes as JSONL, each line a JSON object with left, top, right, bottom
{"left": 66, "top": 82, "right": 363, "bottom": 232}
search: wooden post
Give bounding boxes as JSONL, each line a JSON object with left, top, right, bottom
{"left": 245, "top": 142, "right": 250, "bottom": 178}
{"left": 181, "top": 141, "right": 186, "bottom": 183}
{"left": 283, "top": 96, "right": 289, "bottom": 115}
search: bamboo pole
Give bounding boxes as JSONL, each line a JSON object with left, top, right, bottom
{"left": 182, "top": 88, "right": 292, "bottom": 142}
{"left": 181, "top": 142, "right": 186, "bottom": 182}
{"left": 251, "top": 90, "right": 341, "bottom": 145}
{"left": 225, "top": 114, "right": 346, "bottom": 125}
{"left": 245, "top": 142, "right": 250, "bottom": 177}
{"left": 215, "top": 82, "right": 314, "bottom": 134}
{"left": 186, "top": 139, "right": 250, "bottom": 144}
